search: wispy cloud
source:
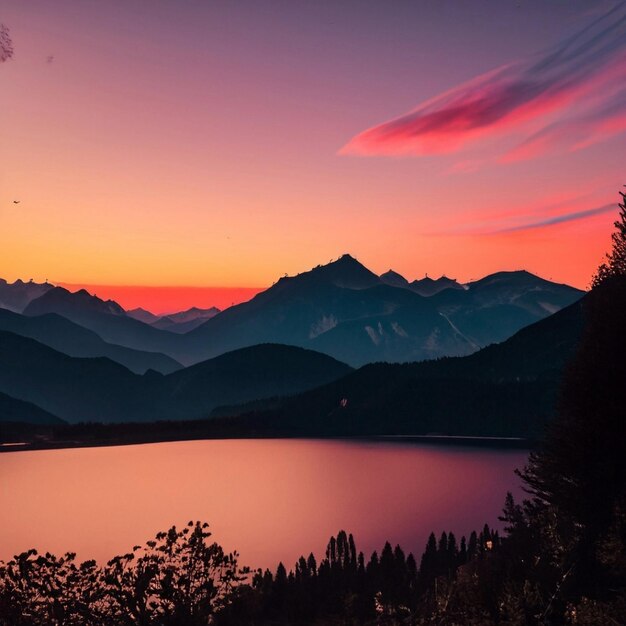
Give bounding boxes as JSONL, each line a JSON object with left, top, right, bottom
{"left": 494, "top": 203, "right": 615, "bottom": 233}
{"left": 340, "top": 4, "right": 626, "bottom": 160}
{"left": 425, "top": 192, "right": 618, "bottom": 237}
{"left": 0, "top": 24, "right": 14, "bottom": 63}
{"left": 501, "top": 86, "right": 626, "bottom": 161}
{"left": 462, "top": 190, "right": 598, "bottom": 226}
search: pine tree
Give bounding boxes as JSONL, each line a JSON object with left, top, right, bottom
{"left": 519, "top": 185, "right": 626, "bottom": 597}
{"left": 592, "top": 189, "right": 626, "bottom": 287}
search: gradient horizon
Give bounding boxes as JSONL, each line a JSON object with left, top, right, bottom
{"left": 1, "top": 1, "right": 625, "bottom": 295}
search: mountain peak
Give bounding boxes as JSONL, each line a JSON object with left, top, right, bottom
{"left": 0, "top": 277, "right": 55, "bottom": 313}
{"left": 410, "top": 275, "right": 463, "bottom": 296}
{"left": 332, "top": 253, "right": 362, "bottom": 267}
{"left": 24, "top": 286, "right": 126, "bottom": 318}
{"left": 127, "top": 307, "right": 161, "bottom": 324}
{"left": 380, "top": 270, "right": 410, "bottom": 288}
{"left": 307, "top": 254, "right": 380, "bottom": 289}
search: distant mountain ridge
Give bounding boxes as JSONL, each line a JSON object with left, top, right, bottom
{"left": 182, "top": 256, "right": 583, "bottom": 366}
{"left": 22, "top": 287, "right": 183, "bottom": 357}
{"left": 24, "top": 286, "right": 126, "bottom": 317}
{"left": 8, "top": 257, "right": 584, "bottom": 367}
{"left": 151, "top": 306, "right": 221, "bottom": 333}
{"left": 210, "top": 294, "right": 587, "bottom": 438}
{"left": 380, "top": 269, "right": 464, "bottom": 296}
{"left": 0, "top": 261, "right": 592, "bottom": 436}
{"left": 0, "top": 331, "right": 352, "bottom": 423}
{"left": 126, "top": 307, "right": 161, "bottom": 324}
{"left": 0, "top": 279, "right": 54, "bottom": 312}
{"left": 0, "top": 308, "right": 182, "bottom": 374}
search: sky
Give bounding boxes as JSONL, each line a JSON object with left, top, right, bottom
{"left": 1, "top": 1, "right": 625, "bottom": 311}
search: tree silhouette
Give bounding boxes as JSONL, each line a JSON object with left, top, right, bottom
{"left": 519, "top": 185, "right": 626, "bottom": 600}
{"left": 592, "top": 188, "right": 626, "bottom": 287}
{"left": 0, "top": 521, "right": 248, "bottom": 626}
{"left": 104, "top": 521, "right": 248, "bottom": 625}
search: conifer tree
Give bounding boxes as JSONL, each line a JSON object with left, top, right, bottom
{"left": 592, "top": 188, "right": 626, "bottom": 287}
{"left": 519, "top": 185, "right": 626, "bottom": 597}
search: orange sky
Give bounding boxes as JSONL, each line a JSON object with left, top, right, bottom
{"left": 1, "top": 2, "right": 624, "bottom": 296}
{"left": 57, "top": 284, "right": 263, "bottom": 314}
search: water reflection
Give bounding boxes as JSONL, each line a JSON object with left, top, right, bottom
{"left": 0, "top": 439, "right": 526, "bottom": 570}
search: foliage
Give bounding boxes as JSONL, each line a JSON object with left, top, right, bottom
{"left": 592, "top": 188, "right": 626, "bottom": 287}
{"left": 0, "top": 522, "right": 248, "bottom": 626}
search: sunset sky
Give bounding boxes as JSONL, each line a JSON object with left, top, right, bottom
{"left": 1, "top": 1, "right": 625, "bottom": 311}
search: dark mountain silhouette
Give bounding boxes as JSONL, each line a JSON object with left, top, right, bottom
{"left": 126, "top": 307, "right": 161, "bottom": 324}
{"left": 0, "top": 278, "right": 53, "bottom": 312}
{"left": 429, "top": 270, "right": 580, "bottom": 347}
{"left": 15, "top": 259, "right": 583, "bottom": 367}
{"left": 410, "top": 275, "right": 463, "bottom": 296}
{"left": 307, "top": 284, "right": 476, "bottom": 364}
{"left": 0, "top": 330, "right": 148, "bottom": 422}
{"left": 23, "top": 287, "right": 182, "bottom": 358}
{"left": 381, "top": 269, "right": 463, "bottom": 296}
{"left": 25, "top": 286, "right": 125, "bottom": 317}
{"left": 181, "top": 259, "right": 453, "bottom": 364}
{"left": 0, "top": 308, "right": 181, "bottom": 374}
{"left": 184, "top": 258, "right": 582, "bottom": 366}
{"left": 0, "top": 391, "right": 64, "bottom": 425}
{"left": 212, "top": 296, "right": 585, "bottom": 439}
{"left": 379, "top": 269, "right": 410, "bottom": 288}
{"left": 299, "top": 253, "right": 381, "bottom": 289}
{"left": 151, "top": 306, "right": 221, "bottom": 333}
{"left": 158, "top": 344, "right": 352, "bottom": 420}
{"left": 126, "top": 306, "right": 221, "bottom": 333}
{"left": 0, "top": 331, "right": 352, "bottom": 423}
{"left": 0, "top": 329, "right": 162, "bottom": 422}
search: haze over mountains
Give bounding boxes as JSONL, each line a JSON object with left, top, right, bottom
{"left": 0, "top": 332, "right": 351, "bottom": 423}
{"left": 0, "top": 278, "right": 53, "bottom": 313}
{"left": 150, "top": 307, "right": 221, "bottom": 333}
{"left": 0, "top": 255, "right": 585, "bottom": 434}
{"left": 0, "top": 308, "right": 181, "bottom": 375}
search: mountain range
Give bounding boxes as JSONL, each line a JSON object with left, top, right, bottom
{"left": 0, "top": 331, "right": 351, "bottom": 423}
{"left": 0, "top": 255, "right": 586, "bottom": 434}
{"left": 209, "top": 294, "right": 586, "bottom": 438}
{"left": 180, "top": 255, "right": 583, "bottom": 366}
{"left": 127, "top": 306, "right": 221, "bottom": 332}
{"left": 6, "top": 287, "right": 587, "bottom": 439}
{"left": 0, "top": 308, "right": 181, "bottom": 375}
{"left": 4, "top": 256, "right": 583, "bottom": 368}
{"left": 0, "top": 278, "right": 53, "bottom": 312}
{"left": 380, "top": 270, "right": 463, "bottom": 295}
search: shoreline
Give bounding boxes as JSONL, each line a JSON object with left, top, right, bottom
{"left": 0, "top": 431, "right": 535, "bottom": 454}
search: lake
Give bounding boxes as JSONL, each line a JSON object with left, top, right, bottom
{"left": 0, "top": 439, "right": 527, "bottom": 571}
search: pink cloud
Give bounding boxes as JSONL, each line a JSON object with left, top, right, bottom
{"left": 502, "top": 82, "right": 626, "bottom": 161}
{"left": 340, "top": 5, "right": 626, "bottom": 160}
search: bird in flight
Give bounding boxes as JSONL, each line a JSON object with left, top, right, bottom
{"left": 12, "top": 200, "right": 20, "bottom": 204}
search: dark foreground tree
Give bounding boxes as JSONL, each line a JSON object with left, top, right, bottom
{"left": 0, "top": 522, "right": 248, "bottom": 626}
{"left": 103, "top": 522, "right": 248, "bottom": 625}
{"left": 518, "top": 187, "right": 626, "bottom": 614}
{"left": 592, "top": 188, "right": 626, "bottom": 287}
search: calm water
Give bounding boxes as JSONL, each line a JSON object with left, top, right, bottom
{"left": 0, "top": 439, "right": 527, "bottom": 570}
